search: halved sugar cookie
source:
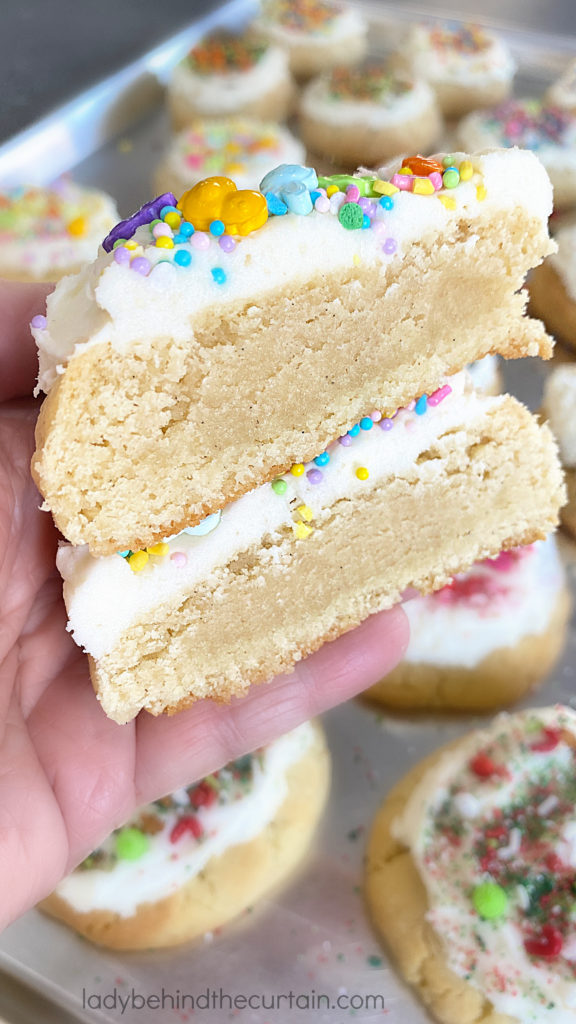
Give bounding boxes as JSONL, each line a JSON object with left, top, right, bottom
{"left": 399, "top": 22, "right": 515, "bottom": 119}
{"left": 366, "top": 705, "right": 576, "bottom": 1024}
{"left": 32, "top": 149, "right": 555, "bottom": 555}
{"left": 364, "top": 537, "right": 570, "bottom": 712}
{"left": 0, "top": 180, "right": 118, "bottom": 282}
{"left": 167, "top": 31, "right": 295, "bottom": 128}
{"left": 529, "top": 223, "right": 576, "bottom": 353}
{"left": 57, "top": 374, "right": 565, "bottom": 723}
{"left": 458, "top": 100, "right": 576, "bottom": 210}
{"left": 254, "top": 0, "right": 366, "bottom": 81}
{"left": 155, "top": 118, "right": 305, "bottom": 195}
{"left": 543, "top": 364, "right": 576, "bottom": 537}
{"left": 41, "top": 721, "right": 329, "bottom": 949}
{"left": 298, "top": 64, "right": 442, "bottom": 168}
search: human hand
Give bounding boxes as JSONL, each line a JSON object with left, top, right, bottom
{"left": 0, "top": 280, "right": 409, "bottom": 930}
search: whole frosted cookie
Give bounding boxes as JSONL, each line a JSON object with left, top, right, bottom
{"left": 530, "top": 223, "right": 576, "bottom": 354}
{"left": 298, "top": 64, "right": 442, "bottom": 168}
{"left": 543, "top": 364, "right": 576, "bottom": 538}
{"left": 400, "top": 21, "right": 515, "bottom": 119}
{"left": 155, "top": 117, "right": 305, "bottom": 195}
{"left": 41, "top": 721, "right": 329, "bottom": 949}
{"left": 255, "top": 0, "right": 367, "bottom": 81}
{"left": 0, "top": 180, "right": 118, "bottom": 282}
{"left": 546, "top": 59, "right": 576, "bottom": 115}
{"left": 366, "top": 705, "right": 576, "bottom": 1024}
{"left": 167, "top": 31, "right": 295, "bottom": 128}
{"left": 459, "top": 100, "right": 576, "bottom": 210}
{"left": 364, "top": 537, "right": 570, "bottom": 712}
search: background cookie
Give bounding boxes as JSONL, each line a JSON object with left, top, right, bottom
{"left": 255, "top": 0, "right": 367, "bottom": 81}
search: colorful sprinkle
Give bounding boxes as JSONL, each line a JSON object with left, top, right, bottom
{"left": 174, "top": 249, "right": 192, "bottom": 267}
{"left": 356, "top": 466, "right": 369, "bottom": 480}
{"left": 291, "top": 463, "right": 305, "bottom": 476}
{"left": 272, "top": 478, "right": 288, "bottom": 494}
{"left": 211, "top": 267, "right": 227, "bottom": 284}
{"left": 293, "top": 521, "right": 313, "bottom": 540}
{"left": 307, "top": 468, "right": 323, "bottom": 484}
{"left": 414, "top": 395, "right": 428, "bottom": 415}
{"left": 115, "top": 828, "right": 149, "bottom": 861}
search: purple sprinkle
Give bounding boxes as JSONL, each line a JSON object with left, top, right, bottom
{"left": 219, "top": 235, "right": 236, "bottom": 253}
{"left": 113, "top": 246, "right": 130, "bottom": 265}
{"left": 102, "top": 192, "right": 178, "bottom": 252}
{"left": 379, "top": 418, "right": 394, "bottom": 431}
{"left": 383, "top": 238, "right": 397, "bottom": 255}
{"left": 359, "top": 198, "right": 376, "bottom": 216}
{"left": 130, "top": 256, "right": 151, "bottom": 276}
{"left": 338, "top": 434, "right": 353, "bottom": 447}
{"left": 30, "top": 314, "right": 47, "bottom": 329}
{"left": 306, "top": 468, "right": 323, "bottom": 485}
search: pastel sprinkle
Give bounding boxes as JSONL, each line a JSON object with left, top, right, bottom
{"left": 326, "top": 184, "right": 339, "bottom": 198}
{"left": 338, "top": 202, "right": 364, "bottom": 230}
{"left": 443, "top": 168, "right": 460, "bottom": 189}
{"left": 348, "top": 424, "right": 360, "bottom": 438}
{"left": 428, "top": 383, "right": 452, "bottom": 406}
{"left": 339, "top": 434, "right": 352, "bottom": 446}
{"left": 314, "top": 452, "right": 330, "bottom": 466}
{"left": 413, "top": 177, "right": 435, "bottom": 195}
{"left": 414, "top": 395, "right": 428, "bottom": 415}
{"left": 383, "top": 238, "right": 397, "bottom": 254}
{"left": 219, "top": 234, "right": 236, "bottom": 252}
{"left": 271, "top": 478, "right": 288, "bottom": 494}
{"left": 291, "top": 463, "right": 305, "bottom": 476}
{"left": 438, "top": 195, "right": 456, "bottom": 210}
{"left": 429, "top": 171, "right": 443, "bottom": 191}
{"left": 293, "top": 521, "right": 313, "bottom": 540}
{"left": 346, "top": 184, "right": 361, "bottom": 203}
{"left": 211, "top": 267, "right": 227, "bottom": 285}
{"left": 191, "top": 231, "right": 210, "bottom": 250}
{"left": 179, "top": 221, "right": 194, "bottom": 237}
{"left": 361, "top": 214, "right": 371, "bottom": 229}
{"left": 31, "top": 314, "right": 47, "bottom": 329}
{"left": 114, "top": 246, "right": 130, "bottom": 265}
{"left": 360, "top": 416, "right": 373, "bottom": 431}
{"left": 170, "top": 551, "right": 188, "bottom": 567}
{"left": 307, "top": 468, "right": 323, "bottom": 485}
{"left": 356, "top": 467, "right": 369, "bottom": 480}
{"left": 155, "top": 235, "right": 174, "bottom": 249}
{"left": 160, "top": 204, "right": 179, "bottom": 218}
{"left": 128, "top": 550, "right": 149, "bottom": 572}
{"left": 391, "top": 173, "right": 412, "bottom": 191}
{"left": 174, "top": 249, "right": 192, "bottom": 267}
{"left": 371, "top": 410, "right": 382, "bottom": 422}
{"left": 209, "top": 219, "right": 225, "bottom": 236}
{"left": 164, "top": 211, "right": 181, "bottom": 230}
{"left": 117, "top": 550, "right": 131, "bottom": 558}
{"left": 459, "top": 160, "right": 473, "bottom": 181}
{"left": 379, "top": 195, "right": 394, "bottom": 210}
{"left": 379, "top": 418, "right": 394, "bottom": 430}
{"left": 314, "top": 195, "right": 330, "bottom": 213}
{"left": 373, "top": 180, "right": 398, "bottom": 197}
{"left": 153, "top": 222, "right": 172, "bottom": 238}
{"left": 477, "top": 184, "right": 487, "bottom": 201}
{"left": 146, "top": 542, "right": 169, "bottom": 557}
{"left": 297, "top": 504, "right": 314, "bottom": 522}
{"left": 130, "top": 256, "right": 151, "bottom": 275}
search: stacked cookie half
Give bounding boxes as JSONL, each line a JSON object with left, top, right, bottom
{"left": 31, "top": 148, "right": 565, "bottom": 723}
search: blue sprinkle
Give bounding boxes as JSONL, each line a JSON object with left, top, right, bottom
{"left": 314, "top": 451, "right": 330, "bottom": 466}
{"left": 174, "top": 249, "right": 192, "bottom": 267}
{"left": 118, "top": 550, "right": 131, "bottom": 558}
{"left": 160, "top": 205, "right": 179, "bottom": 218}
{"left": 265, "top": 192, "right": 288, "bottom": 216}
{"left": 172, "top": 233, "right": 186, "bottom": 245}
{"left": 360, "top": 416, "right": 373, "bottom": 431}
{"left": 211, "top": 267, "right": 227, "bottom": 285}
{"left": 415, "top": 395, "right": 428, "bottom": 415}
{"left": 209, "top": 219, "right": 225, "bottom": 237}
{"left": 348, "top": 424, "right": 360, "bottom": 438}
{"left": 361, "top": 214, "right": 371, "bottom": 229}
{"left": 380, "top": 196, "right": 394, "bottom": 211}
{"left": 310, "top": 190, "right": 321, "bottom": 204}
{"left": 179, "top": 221, "right": 194, "bottom": 237}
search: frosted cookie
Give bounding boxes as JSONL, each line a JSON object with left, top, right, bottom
{"left": 57, "top": 370, "right": 564, "bottom": 723}
{"left": 365, "top": 538, "right": 570, "bottom": 712}
{"left": 529, "top": 223, "right": 576, "bottom": 353}
{"left": 41, "top": 722, "right": 329, "bottom": 949}
{"left": 467, "top": 353, "right": 502, "bottom": 395}
{"left": 298, "top": 65, "right": 442, "bottom": 168}
{"left": 167, "top": 31, "right": 295, "bottom": 128}
{"left": 0, "top": 180, "right": 118, "bottom": 282}
{"left": 400, "top": 21, "right": 515, "bottom": 119}
{"left": 366, "top": 705, "right": 576, "bottom": 1024}
{"left": 32, "top": 149, "right": 556, "bottom": 556}
{"left": 255, "top": 0, "right": 366, "bottom": 81}
{"left": 458, "top": 100, "right": 576, "bottom": 210}
{"left": 543, "top": 364, "right": 576, "bottom": 538}
{"left": 546, "top": 59, "right": 576, "bottom": 115}
{"left": 155, "top": 118, "right": 305, "bottom": 195}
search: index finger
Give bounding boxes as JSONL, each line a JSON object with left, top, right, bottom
{"left": 0, "top": 279, "right": 53, "bottom": 402}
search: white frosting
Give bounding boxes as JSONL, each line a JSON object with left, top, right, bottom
{"left": 550, "top": 223, "right": 576, "bottom": 304}
{"left": 543, "top": 363, "right": 576, "bottom": 467}
{"left": 299, "top": 73, "right": 437, "bottom": 129}
{"left": 55, "top": 722, "right": 314, "bottom": 917}
{"left": 32, "top": 149, "right": 554, "bottom": 394}
{"left": 393, "top": 707, "right": 576, "bottom": 1022}
{"left": 58, "top": 373, "right": 503, "bottom": 661}
{"left": 0, "top": 182, "right": 118, "bottom": 280}
{"left": 159, "top": 118, "right": 305, "bottom": 191}
{"left": 402, "top": 23, "right": 515, "bottom": 88}
{"left": 257, "top": 6, "right": 365, "bottom": 50}
{"left": 467, "top": 353, "right": 500, "bottom": 394}
{"left": 402, "top": 536, "right": 564, "bottom": 668}
{"left": 169, "top": 44, "right": 290, "bottom": 115}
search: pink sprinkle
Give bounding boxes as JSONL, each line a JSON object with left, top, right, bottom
{"left": 113, "top": 245, "right": 130, "bottom": 265}
{"left": 314, "top": 195, "right": 330, "bottom": 213}
{"left": 338, "top": 434, "right": 352, "bottom": 446}
{"left": 219, "top": 235, "right": 236, "bottom": 252}
{"left": 379, "top": 418, "right": 394, "bottom": 431}
{"left": 370, "top": 410, "right": 382, "bottom": 422}
{"left": 307, "top": 468, "right": 323, "bottom": 484}
{"left": 30, "top": 314, "right": 47, "bottom": 329}
{"left": 130, "top": 256, "right": 151, "bottom": 276}
{"left": 391, "top": 173, "right": 413, "bottom": 191}
{"left": 429, "top": 171, "right": 443, "bottom": 191}
{"left": 317, "top": 187, "right": 327, "bottom": 197}
{"left": 185, "top": 153, "right": 203, "bottom": 168}
{"left": 191, "top": 231, "right": 210, "bottom": 250}
{"left": 346, "top": 184, "right": 360, "bottom": 202}
{"left": 152, "top": 222, "right": 172, "bottom": 239}
{"left": 370, "top": 219, "right": 387, "bottom": 236}
{"left": 428, "top": 384, "right": 452, "bottom": 407}
{"left": 404, "top": 418, "right": 416, "bottom": 432}
{"left": 170, "top": 551, "right": 187, "bottom": 567}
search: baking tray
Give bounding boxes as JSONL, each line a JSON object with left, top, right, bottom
{"left": 1, "top": 3, "right": 576, "bottom": 1022}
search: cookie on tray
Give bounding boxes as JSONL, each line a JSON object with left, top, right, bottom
{"left": 0, "top": 180, "right": 118, "bottom": 282}
{"left": 529, "top": 222, "right": 576, "bottom": 353}
{"left": 458, "top": 100, "right": 576, "bottom": 210}
{"left": 364, "top": 537, "right": 570, "bottom": 712}
{"left": 254, "top": 0, "right": 367, "bottom": 81}
{"left": 41, "top": 721, "right": 329, "bottom": 949}
{"left": 399, "top": 21, "right": 515, "bottom": 119}
{"left": 543, "top": 364, "right": 576, "bottom": 538}
{"left": 298, "top": 64, "right": 442, "bottom": 169}
{"left": 366, "top": 705, "right": 576, "bottom": 1024}
{"left": 167, "top": 30, "right": 295, "bottom": 128}
{"left": 155, "top": 117, "right": 305, "bottom": 195}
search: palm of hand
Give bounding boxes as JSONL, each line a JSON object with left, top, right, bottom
{"left": 0, "top": 281, "right": 407, "bottom": 930}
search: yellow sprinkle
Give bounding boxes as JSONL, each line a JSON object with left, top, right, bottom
{"left": 459, "top": 160, "right": 473, "bottom": 181}
{"left": 297, "top": 504, "right": 314, "bottom": 522}
{"left": 128, "top": 550, "right": 149, "bottom": 572}
{"left": 225, "top": 141, "right": 242, "bottom": 153}
{"left": 356, "top": 466, "right": 369, "bottom": 481}
{"left": 67, "top": 216, "right": 87, "bottom": 237}
{"left": 124, "top": 240, "right": 139, "bottom": 250}
{"left": 326, "top": 185, "right": 340, "bottom": 198}
{"left": 164, "top": 211, "right": 181, "bottom": 229}
{"left": 413, "top": 177, "right": 435, "bottom": 195}
{"left": 476, "top": 184, "right": 487, "bottom": 201}
{"left": 224, "top": 162, "right": 246, "bottom": 175}
{"left": 438, "top": 195, "right": 456, "bottom": 210}
{"left": 372, "top": 180, "right": 399, "bottom": 197}
{"left": 398, "top": 167, "right": 412, "bottom": 175}
{"left": 156, "top": 236, "right": 174, "bottom": 249}
{"left": 146, "top": 542, "right": 170, "bottom": 557}
{"left": 293, "top": 521, "right": 313, "bottom": 540}
{"left": 290, "top": 463, "right": 305, "bottom": 476}
{"left": 353, "top": 253, "right": 361, "bottom": 267}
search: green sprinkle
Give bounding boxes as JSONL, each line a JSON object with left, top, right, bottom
{"left": 271, "top": 478, "right": 288, "bottom": 495}
{"left": 367, "top": 954, "right": 383, "bottom": 967}
{"left": 338, "top": 202, "right": 364, "bottom": 230}
{"left": 443, "top": 168, "right": 460, "bottom": 189}
{"left": 472, "top": 882, "right": 508, "bottom": 920}
{"left": 115, "top": 827, "right": 149, "bottom": 861}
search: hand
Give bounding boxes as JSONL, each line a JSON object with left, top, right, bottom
{"left": 0, "top": 280, "right": 409, "bottom": 930}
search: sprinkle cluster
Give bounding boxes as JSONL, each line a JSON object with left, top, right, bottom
{"left": 428, "top": 21, "right": 491, "bottom": 55}
{"left": 177, "top": 121, "right": 285, "bottom": 181}
{"left": 483, "top": 99, "right": 574, "bottom": 148}
{"left": 327, "top": 64, "right": 412, "bottom": 104}
{"left": 434, "top": 545, "right": 533, "bottom": 608}
{"left": 0, "top": 182, "right": 92, "bottom": 240}
{"left": 187, "top": 31, "right": 268, "bottom": 74}
{"left": 263, "top": 0, "right": 342, "bottom": 33}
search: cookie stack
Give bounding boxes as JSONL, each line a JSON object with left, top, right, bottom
{"left": 31, "top": 148, "right": 564, "bottom": 723}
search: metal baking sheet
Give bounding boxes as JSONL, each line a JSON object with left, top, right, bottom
{"left": 1, "top": 4, "right": 576, "bottom": 1022}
